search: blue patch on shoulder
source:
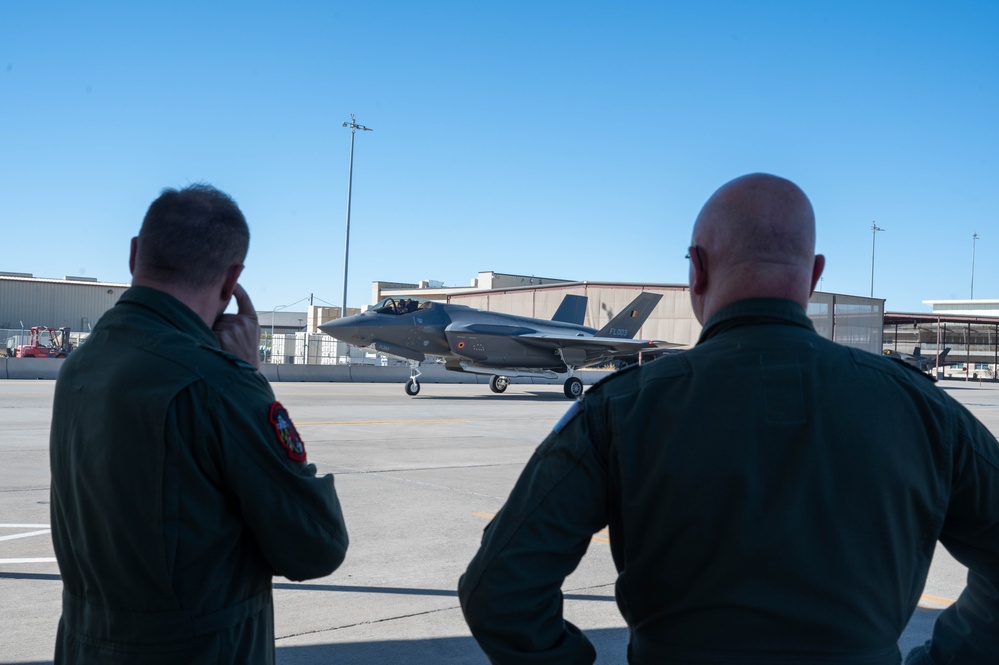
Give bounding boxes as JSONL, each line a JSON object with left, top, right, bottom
{"left": 553, "top": 400, "right": 583, "bottom": 434}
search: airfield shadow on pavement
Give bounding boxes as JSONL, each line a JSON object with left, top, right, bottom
{"left": 274, "top": 581, "right": 615, "bottom": 603}
{"left": 275, "top": 613, "right": 941, "bottom": 665}
{"left": 0, "top": 572, "right": 60, "bottom": 583}
{"left": 898, "top": 607, "right": 941, "bottom": 653}
{"left": 410, "top": 391, "right": 572, "bottom": 402}
{"left": 276, "top": 626, "right": 630, "bottom": 665}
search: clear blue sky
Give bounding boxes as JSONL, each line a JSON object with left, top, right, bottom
{"left": 2, "top": 1, "right": 996, "bottom": 314}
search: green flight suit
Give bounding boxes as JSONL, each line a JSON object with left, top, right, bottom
{"left": 459, "top": 298, "right": 999, "bottom": 664}
{"left": 50, "top": 286, "right": 349, "bottom": 664}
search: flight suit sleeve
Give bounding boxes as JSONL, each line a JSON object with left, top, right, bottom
{"left": 457, "top": 399, "right": 609, "bottom": 665}
{"left": 212, "top": 379, "right": 349, "bottom": 582}
{"left": 905, "top": 412, "right": 999, "bottom": 665}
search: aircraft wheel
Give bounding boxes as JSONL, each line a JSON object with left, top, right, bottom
{"left": 489, "top": 375, "right": 510, "bottom": 393}
{"left": 405, "top": 379, "right": 421, "bottom": 396}
{"left": 564, "top": 377, "right": 584, "bottom": 399}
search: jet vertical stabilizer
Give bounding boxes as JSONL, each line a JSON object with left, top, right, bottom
{"left": 595, "top": 293, "right": 662, "bottom": 338}
{"left": 551, "top": 295, "right": 587, "bottom": 325}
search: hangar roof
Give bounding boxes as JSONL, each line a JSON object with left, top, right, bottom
{"left": 884, "top": 311, "right": 999, "bottom": 326}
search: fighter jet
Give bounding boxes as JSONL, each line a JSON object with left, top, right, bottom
{"left": 319, "top": 292, "right": 668, "bottom": 398}
{"left": 882, "top": 346, "right": 951, "bottom": 377}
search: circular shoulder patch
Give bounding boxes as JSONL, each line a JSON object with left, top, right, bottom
{"left": 269, "top": 401, "right": 307, "bottom": 461}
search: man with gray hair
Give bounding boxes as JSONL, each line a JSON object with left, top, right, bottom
{"left": 459, "top": 174, "right": 999, "bottom": 663}
{"left": 50, "top": 184, "right": 349, "bottom": 664}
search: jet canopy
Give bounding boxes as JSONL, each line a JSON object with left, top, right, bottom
{"left": 369, "top": 297, "right": 436, "bottom": 316}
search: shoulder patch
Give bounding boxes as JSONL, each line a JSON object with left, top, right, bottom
{"left": 553, "top": 400, "right": 583, "bottom": 434}
{"left": 269, "top": 401, "right": 307, "bottom": 461}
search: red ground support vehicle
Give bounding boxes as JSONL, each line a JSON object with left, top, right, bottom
{"left": 15, "top": 327, "right": 73, "bottom": 358}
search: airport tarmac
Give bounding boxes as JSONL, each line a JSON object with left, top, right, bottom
{"left": 2, "top": 378, "right": 996, "bottom": 664}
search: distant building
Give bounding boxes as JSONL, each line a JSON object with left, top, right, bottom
{"left": 0, "top": 273, "right": 128, "bottom": 337}
{"left": 884, "top": 299, "right": 999, "bottom": 380}
{"left": 923, "top": 299, "right": 999, "bottom": 317}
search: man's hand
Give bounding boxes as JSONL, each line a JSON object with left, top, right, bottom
{"left": 213, "top": 284, "right": 261, "bottom": 368}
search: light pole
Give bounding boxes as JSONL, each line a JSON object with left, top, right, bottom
{"left": 341, "top": 115, "right": 373, "bottom": 325}
{"left": 870, "top": 222, "right": 884, "bottom": 297}
{"left": 269, "top": 297, "right": 310, "bottom": 363}
{"left": 971, "top": 231, "right": 980, "bottom": 299}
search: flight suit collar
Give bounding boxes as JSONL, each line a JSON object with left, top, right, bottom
{"left": 117, "top": 285, "right": 220, "bottom": 348}
{"left": 697, "top": 298, "right": 815, "bottom": 345}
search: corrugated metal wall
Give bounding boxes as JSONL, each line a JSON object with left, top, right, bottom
{"left": 0, "top": 277, "right": 128, "bottom": 332}
{"left": 447, "top": 285, "right": 883, "bottom": 351}
{"left": 448, "top": 284, "right": 700, "bottom": 347}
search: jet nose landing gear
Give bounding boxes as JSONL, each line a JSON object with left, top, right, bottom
{"left": 404, "top": 363, "right": 423, "bottom": 396}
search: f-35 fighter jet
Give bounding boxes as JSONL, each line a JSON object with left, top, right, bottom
{"left": 319, "top": 292, "right": 668, "bottom": 398}
{"left": 882, "top": 346, "right": 951, "bottom": 377}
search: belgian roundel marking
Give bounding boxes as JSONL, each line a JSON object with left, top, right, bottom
{"left": 457, "top": 340, "right": 466, "bottom": 349}
{"left": 269, "top": 401, "right": 307, "bottom": 461}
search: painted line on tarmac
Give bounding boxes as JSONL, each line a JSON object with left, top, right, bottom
{"left": 0, "top": 557, "right": 56, "bottom": 564}
{"left": 1, "top": 525, "right": 55, "bottom": 564}
{"left": 298, "top": 419, "right": 471, "bottom": 426}
{"left": 919, "top": 593, "right": 955, "bottom": 608}
{"left": 0, "top": 523, "right": 50, "bottom": 528}
{"left": 0, "top": 529, "right": 50, "bottom": 542}
{"left": 473, "top": 512, "right": 610, "bottom": 544}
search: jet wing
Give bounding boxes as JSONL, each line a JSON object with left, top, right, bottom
{"left": 445, "top": 326, "right": 677, "bottom": 369}
{"left": 516, "top": 333, "right": 668, "bottom": 353}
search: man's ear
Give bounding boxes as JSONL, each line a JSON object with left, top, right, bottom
{"left": 129, "top": 237, "right": 138, "bottom": 275}
{"left": 809, "top": 254, "right": 826, "bottom": 295}
{"left": 690, "top": 248, "right": 708, "bottom": 295}
{"left": 220, "top": 264, "right": 244, "bottom": 303}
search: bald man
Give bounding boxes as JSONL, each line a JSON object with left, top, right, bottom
{"left": 458, "top": 174, "right": 999, "bottom": 664}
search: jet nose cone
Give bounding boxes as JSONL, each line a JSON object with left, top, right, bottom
{"left": 318, "top": 319, "right": 361, "bottom": 344}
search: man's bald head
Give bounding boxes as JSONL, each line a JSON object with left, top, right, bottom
{"left": 688, "top": 173, "right": 824, "bottom": 323}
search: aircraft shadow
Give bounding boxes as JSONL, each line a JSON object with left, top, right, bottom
{"left": 412, "top": 392, "right": 571, "bottom": 402}
{"left": 939, "top": 384, "right": 983, "bottom": 389}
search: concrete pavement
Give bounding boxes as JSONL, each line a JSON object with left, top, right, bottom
{"left": 2, "top": 379, "right": 994, "bottom": 663}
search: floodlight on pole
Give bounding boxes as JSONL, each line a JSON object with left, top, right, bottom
{"left": 341, "top": 114, "right": 373, "bottom": 322}
{"left": 870, "top": 222, "right": 884, "bottom": 298}
{"left": 971, "top": 231, "right": 980, "bottom": 299}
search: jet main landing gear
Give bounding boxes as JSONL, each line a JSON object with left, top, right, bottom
{"left": 489, "top": 375, "right": 510, "bottom": 393}
{"left": 563, "top": 376, "right": 584, "bottom": 399}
